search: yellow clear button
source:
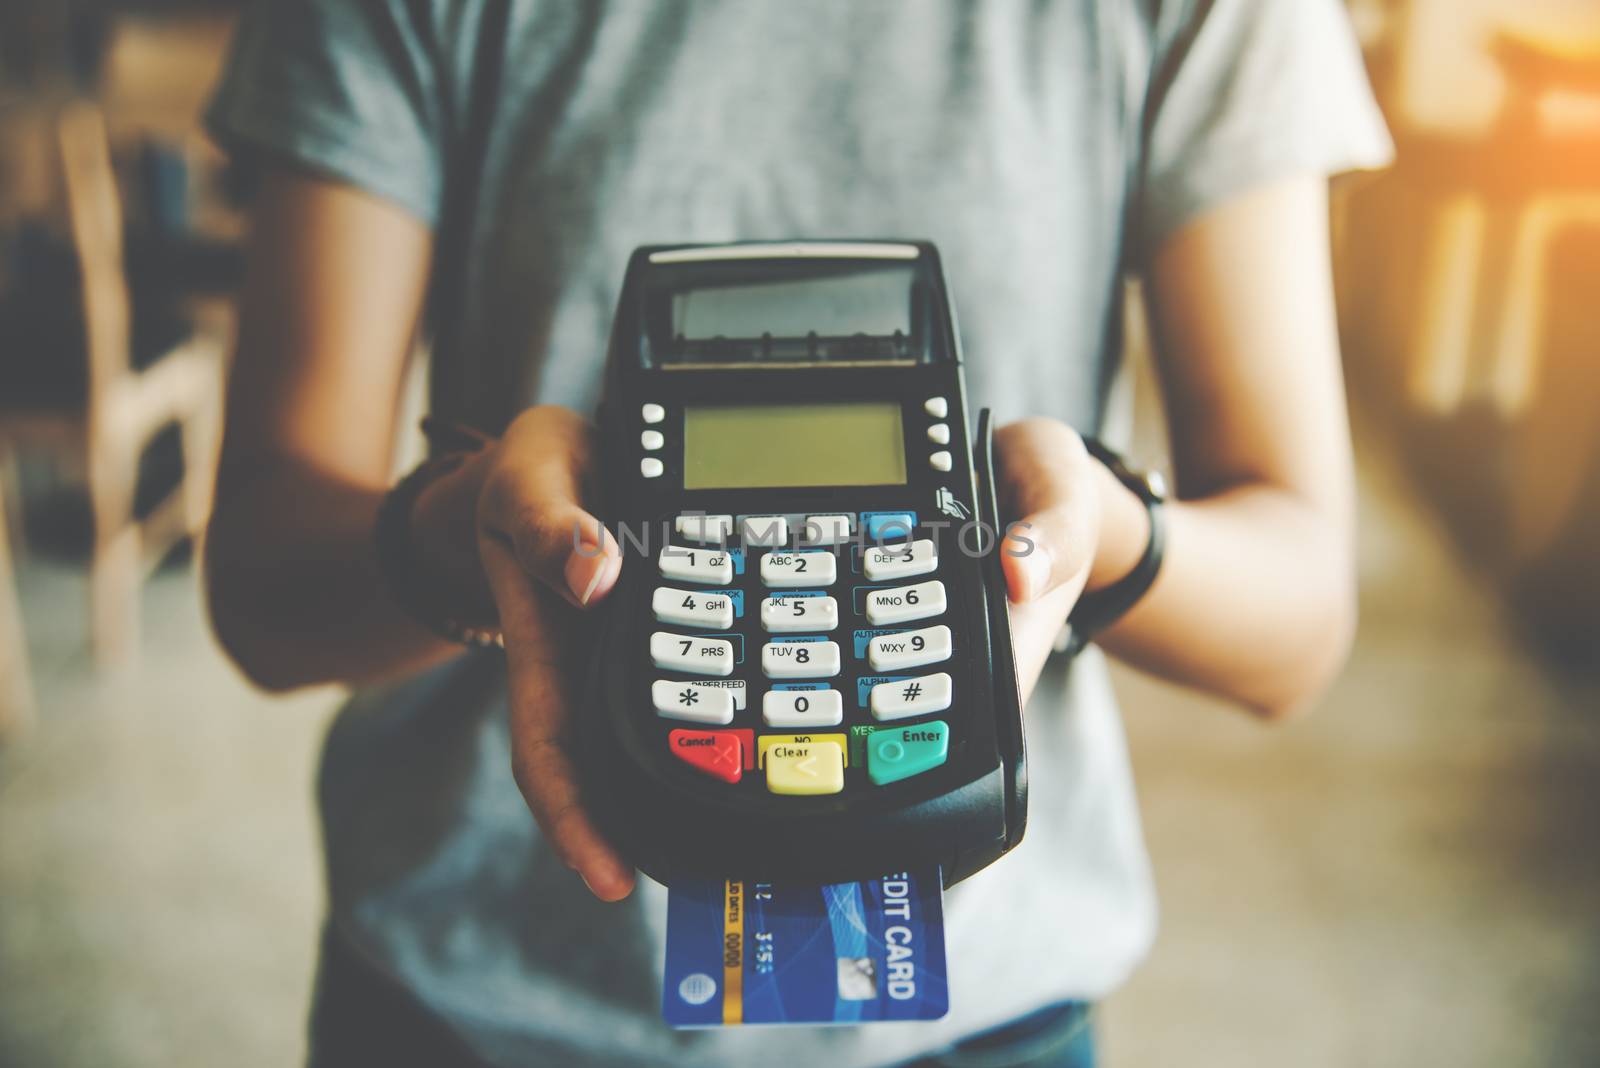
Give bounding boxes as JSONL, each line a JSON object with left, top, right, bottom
{"left": 764, "top": 740, "right": 846, "bottom": 796}
{"left": 756, "top": 732, "right": 849, "bottom": 769}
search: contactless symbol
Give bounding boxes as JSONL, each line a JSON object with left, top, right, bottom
{"left": 678, "top": 972, "right": 717, "bottom": 1005}
{"left": 935, "top": 486, "right": 969, "bottom": 520}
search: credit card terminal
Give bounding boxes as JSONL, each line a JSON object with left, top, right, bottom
{"left": 582, "top": 241, "right": 1025, "bottom": 888}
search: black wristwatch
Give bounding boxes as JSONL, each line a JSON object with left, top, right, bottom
{"left": 1062, "top": 437, "right": 1168, "bottom": 657}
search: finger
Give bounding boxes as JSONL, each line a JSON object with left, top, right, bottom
{"left": 480, "top": 410, "right": 622, "bottom": 608}
{"left": 995, "top": 423, "right": 1098, "bottom": 604}
{"left": 482, "top": 535, "right": 636, "bottom": 901}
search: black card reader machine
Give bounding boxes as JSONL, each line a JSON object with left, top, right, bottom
{"left": 582, "top": 241, "right": 1026, "bottom": 888}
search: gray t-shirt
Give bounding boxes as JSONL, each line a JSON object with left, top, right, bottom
{"left": 208, "top": 3, "right": 1390, "bottom": 1065}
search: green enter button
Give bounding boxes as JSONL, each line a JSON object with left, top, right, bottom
{"left": 866, "top": 720, "right": 950, "bottom": 785}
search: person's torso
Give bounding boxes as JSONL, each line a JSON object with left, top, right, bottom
{"left": 325, "top": 4, "right": 1157, "bottom": 1065}
{"left": 437, "top": 0, "right": 1138, "bottom": 432}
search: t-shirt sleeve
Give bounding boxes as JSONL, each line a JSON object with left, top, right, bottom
{"left": 1132, "top": 0, "right": 1395, "bottom": 263}
{"left": 205, "top": 0, "right": 447, "bottom": 225}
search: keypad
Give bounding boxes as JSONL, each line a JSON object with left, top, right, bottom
{"left": 760, "top": 595, "right": 838, "bottom": 634}
{"left": 862, "top": 511, "right": 917, "bottom": 542}
{"left": 757, "top": 732, "right": 849, "bottom": 769}
{"left": 870, "top": 671, "right": 953, "bottom": 721}
{"left": 658, "top": 545, "right": 733, "bottom": 585}
{"left": 862, "top": 538, "right": 937, "bottom": 582}
{"left": 651, "top": 509, "right": 961, "bottom": 793}
{"left": 867, "top": 721, "right": 949, "bottom": 785}
{"left": 863, "top": 580, "right": 947, "bottom": 625}
{"left": 799, "top": 513, "right": 853, "bottom": 546}
{"left": 740, "top": 515, "right": 789, "bottom": 547}
{"left": 760, "top": 550, "right": 835, "bottom": 588}
{"left": 651, "top": 632, "right": 734, "bottom": 676}
{"left": 762, "top": 688, "right": 844, "bottom": 728}
{"left": 762, "top": 639, "right": 841, "bottom": 678}
{"left": 654, "top": 680, "right": 736, "bottom": 725}
{"left": 653, "top": 587, "right": 736, "bottom": 630}
{"left": 866, "top": 624, "right": 952, "bottom": 672}
{"left": 670, "top": 728, "right": 743, "bottom": 783}
{"left": 765, "top": 740, "right": 845, "bottom": 796}
{"left": 676, "top": 514, "right": 733, "bottom": 544}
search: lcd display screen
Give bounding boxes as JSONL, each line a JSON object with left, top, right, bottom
{"left": 682, "top": 403, "right": 907, "bottom": 489}
{"left": 671, "top": 267, "right": 914, "bottom": 341}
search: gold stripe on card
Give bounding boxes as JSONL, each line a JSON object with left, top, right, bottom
{"left": 722, "top": 879, "right": 743, "bottom": 1025}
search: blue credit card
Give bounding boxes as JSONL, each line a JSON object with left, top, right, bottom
{"left": 663, "top": 869, "right": 948, "bottom": 1027}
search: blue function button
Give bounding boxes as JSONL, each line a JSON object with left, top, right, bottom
{"left": 867, "top": 720, "right": 950, "bottom": 785}
{"left": 860, "top": 511, "right": 917, "bottom": 543}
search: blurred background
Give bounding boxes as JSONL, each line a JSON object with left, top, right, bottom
{"left": 0, "top": 1, "right": 1596, "bottom": 1065}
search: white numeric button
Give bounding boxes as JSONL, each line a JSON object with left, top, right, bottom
{"left": 862, "top": 538, "right": 938, "bottom": 582}
{"left": 800, "top": 514, "right": 853, "bottom": 546}
{"left": 741, "top": 515, "right": 789, "bottom": 547}
{"left": 653, "top": 680, "right": 735, "bottom": 725}
{"left": 864, "top": 580, "right": 947, "bottom": 625}
{"left": 867, "top": 624, "right": 953, "bottom": 671}
{"left": 651, "top": 632, "right": 734, "bottom": 677}
{"left": 658, "top": 545, "right": 733, "bottom": 585}
{"left": 653, "top": 587, "right": 736, "bottom": 630}
{"left": 760, "top": 595, "right": 839, "bottom": 633}
{"left": 675, "top": 514, "right": 733, "bottom": 544}
{"left": 760, "top": 550, "right": 836, "bottom": 587}
{"left": 870, "top": 672, "right": 953, "bottom": 721}
{"left": 762, "top": 640, "right": 840, "bottom": 679}
{"left": 677, "top": 678, "right": 746, "bottom": 710}
{"left": 763, "top": 688, "right": 843, "bottom": 728}
{"left": 642, "top": 403, "right": 665, "bottom": 424}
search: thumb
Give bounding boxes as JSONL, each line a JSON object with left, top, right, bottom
{"left": 1000, "top": 504, "right": 1095, "bottom": 604}
{"left": 480, "top": 410, "right": 623, "bottom": 608}
{"left": 995, "top": 421, "right": 1099, "bottom": 604}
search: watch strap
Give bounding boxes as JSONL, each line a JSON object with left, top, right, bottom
{"left": 1063, "top": 438, "right": 1167, "bottom": 657}
{"left": 375, "top": 442, "right": 503, "bottom": 650}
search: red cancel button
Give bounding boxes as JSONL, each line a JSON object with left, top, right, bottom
{"left": 668, "top": 729, "right": 743, "bottom": 784}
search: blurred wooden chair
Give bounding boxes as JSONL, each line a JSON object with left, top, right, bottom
{"left": 0, "top": 487, "right": 32, "bottom": 738}
{"left": 1404, "top": 29, "right": 1600, "bottom": 419}
{"left": 1338, "top": 19, "right": 1600, "bottom": 662}
{"left": 0, "top": 101, "right": 224, "bottom": 672}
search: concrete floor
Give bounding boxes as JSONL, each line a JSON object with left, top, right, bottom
{"left": 1, "top": 442, "right": 1597, "bottom": 1067}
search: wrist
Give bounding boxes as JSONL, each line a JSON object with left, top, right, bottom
{"left": 409, "top": 448, "right": 499, "bottom": 625}
{"left": 1084, "top": 456, "right": 1151, "bottom": 593}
